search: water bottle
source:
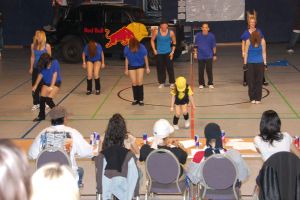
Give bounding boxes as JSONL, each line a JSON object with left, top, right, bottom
{"left": 294, "top": 136, "right": 299, "bottom": 148}
{"left": 143, "top": 133, "right": 148, "bottom": 144}
{"left": 194, "top": 135, "right": 200, "bottom": 148}
{"left": 221, "top": 130, "right": 226, "bottom": 145}
{"left": 89, "top": 133, "right": 94, "bottom": 145}
{"left": 95, "top": 133, "right": 100, "bottom": 146}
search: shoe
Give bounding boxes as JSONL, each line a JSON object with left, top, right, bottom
{"left": 46, "top": 104, "right": 50, "bottom": 109}
{"left": 158, "top": 84, "right": 164, "bottom": 89}
{"left": 31, "top": 104, "right": 40, "bottom": 111}
{"left": 78, "top": 183, "right": 84, "bottom": 188}
{"left": 251, "top": 100, "right": 256, "bottom": 104}
{"left": 86, "top": 91, "right": 92, "bottom": 95}
{"left": 138, "top": 101, "right": 144, "bottom": 106}
{"left": 95, "top": 90, "right": 100, "bottom": 95}
{"left": 255, "top": 101, "right": 261, "bottom": 104}
{"left": 208, "top": 85, "right": 214, "bottom": 89}
{"left": 131, "top": 101, "right": 139, "bottom": 105}
{"left": 263, "top": 82, "right": 269, "bottom": 86}
{"left": 33, "top": 116, "right": 45, "bottom": 122}
{"left": 173, "top": 125, "right": 179, "bottom": 130}
{"left": 184, "top": 120, "right": 190, "bottom": 128}
{"left": 199, "top": 85, "right": 204, "bottom": 89}
{"left": 170, "top": 84, "right": 175, "bottom": 89}
{"left": 287, "top": 49, "right": 294, "bottom": 54}
{"left": 243, "top": 82, "right": 248, "bottom": 86}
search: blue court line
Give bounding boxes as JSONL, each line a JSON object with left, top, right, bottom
{"left": 20, "top": 76, "right": 86, "bottom": 139}
{"left": 0, "top": 78, "right": 31, "bottom": 100}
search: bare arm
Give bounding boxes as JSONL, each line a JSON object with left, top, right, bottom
{"left": 261, "top": 38, "right": 267, "bottom": 65}
{"left": 150, "top": 30, "right": 158, "bottom": 54}
{"left": 50, "top": 72, "right": 57, "bottom": 88}
{"left": 170, "top": 30, "right": 176, "bottom": 54}
{"left": 144, "top": 56, "right": 150, "bottom": 74}
{"left": 124, "top": 57, "right": 129, "bottom": 75}
{"left": 29, "top": 44, "right": 35, "bottom": 74}
{"left": 170, "top": 95, "right": 175, "bottom": 111}
{"left": 32, "top": 74, "right": 43, "bottom": 91}
{"left": 82, "top": 52, "right": 86, "bottom": 68}
{"left": 241, "top": 40, "right": 246, "bottom": 58}
{"left": 101, "top": 51, "right": 105, "bottom": 68}
{"left": 189, "top": 95, "right": 196, "bottom": 109}
{"left": 243, "top": 40, "right": 250, "bottom": 65}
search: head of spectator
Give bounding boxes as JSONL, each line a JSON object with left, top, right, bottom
{"left": 31, "top": 163, "right": 79, "bottom": 200}
{"left": 250, "top": 30, "right": 261, "bottom": 47}
{"left": 33, "top": 30, "right": 46, "bottom": 50}
{"left": 129, "top": 37, "right": 140, "bottom": 53}
{"left": 247, "top": 10, "right": 257, "bottom": 29}
{"left": 48, "top": 105, "right": 68, "bottom": 126}
{"left": 0, "top": 139, "right": 31, "bottom": 200}
{"left": 151, "top": 119, "right": 174, "bottom": 149}
{"left": 259, "top": 110, "right": 283, "bottom": 145}
{"left": 160, "top": 19, "right": 169, "bottom": 32}
{"left": 88, "top": 40, "right": 97, "bottom": 57}
{"left": 204, "top": 123, "right": 224, "bottom": 157}
{"left": 201, "top": 23, "right": 210, "bottom": 35}
{"left": 102, "top": 113, "right": 128, "bottom": 150}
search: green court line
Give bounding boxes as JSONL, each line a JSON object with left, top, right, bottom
{"left": 91, "top": 75, "right": 124, "bottom": 119}
{"left": 266, "top": 74, "right": 300, "bottom": 119}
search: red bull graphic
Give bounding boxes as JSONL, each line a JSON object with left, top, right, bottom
{"left": 105, "top": 22, "right": 148, "bottom": 48}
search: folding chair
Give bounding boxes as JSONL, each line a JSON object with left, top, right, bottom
{"left": 36, "top": 148, "right": 71, "bottom": 169}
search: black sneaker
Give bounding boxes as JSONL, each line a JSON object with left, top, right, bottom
{"left": 86, "top": 91, "right": 92, "bottom": 95}
{"left": 33, "top": 116, "right": 45, "bottom": 122}
{"left": 95, "top": 90, "right": 100, "bottom": 95}
{"left": 139, "top": 101, "right": 144, "bottom": 106}
{"left": 132, "top": 101, "right": 139, "bottom": 105}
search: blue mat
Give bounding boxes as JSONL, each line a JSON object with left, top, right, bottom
{"left": 268, "top": 60, "right": 289, "bottom": 67}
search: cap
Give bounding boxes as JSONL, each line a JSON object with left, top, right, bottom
{"left": 153, "top": 119, "right": 174, "bottom": 139}
{"left": 48, "top": 106, "right": 68, "bottom": 120}
{"left": 175, "top": 76, "right": 187, "bottom": 92}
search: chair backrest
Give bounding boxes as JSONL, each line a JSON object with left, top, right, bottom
{"left": 36, "top": 148, "right": 71, "bottom": 169}
{"left": 202, "top": 154, "right": 237, "bottom": 190}
{"left": 145, "top": 148, "right": 181, "bottom": 184}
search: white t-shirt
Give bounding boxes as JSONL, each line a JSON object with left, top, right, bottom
{"left": 254, "top": 132, "right": 293, "bottom": 161}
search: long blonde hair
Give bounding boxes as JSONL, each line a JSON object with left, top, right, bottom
{"left": 33, "top": 30, "right": 46, "bottom": 50}
{"left": 247, "top": 10, "right": 257, "bottom": 28}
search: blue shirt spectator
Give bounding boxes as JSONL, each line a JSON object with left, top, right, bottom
{"left": 83, "top": 43, "right": 103, "bottom": 62}
{"left": 41, "top": 59, "right": 62, "bottom": 85}
{"left": 194, "top": 32, "right": 216, "bottom": 60}
{"left": 124, "top": 44, "right": 147, "bottom": 67}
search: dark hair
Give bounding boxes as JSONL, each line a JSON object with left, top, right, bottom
{"left": 250, "top": 30, "right": 261, "bottom": 47}
{"left": 37, "top": 53, "right": 52, "bottom": 70}
{"left": 88, "top": 41, "right": 97, "bottom": 58}
{"left": 259, "top": 110, "right": 283, "bottom": 145}
{"left": 204, "top": 123, "right": 223, "bottom": 149}
{"left": 160, "top": 19, "right": 168, "bottom": 25}
{"left": 129, "top": 37, "right": 140, "bottom": 53}
{"left": 102, "top": 113, "right": 128, "bottom": 150}
{"left": 51, "top": 117, "right": 64, "bottom": 126}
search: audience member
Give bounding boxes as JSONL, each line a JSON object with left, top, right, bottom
{"left": 31, "top": 163, "right": 79, "bottom": 200}
{"left": 0, "top": 139, "right": 31, "bottom": 200}
{"left": 254, "top": 110, "right": 300, "bottom": 161}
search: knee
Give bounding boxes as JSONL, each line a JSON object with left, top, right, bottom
{"left": 87, "top": 75, "right": 93, "bottom": 80}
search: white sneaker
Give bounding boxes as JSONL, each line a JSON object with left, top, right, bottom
{"left": 199, "top": 85, "right": 204, "bottom": 89}
{"left": 287, "top": 49, "right": 294, "bottom": 54}
{"left": 46, "top": 104, "right": 50, "bottom": 109}
{"left": 31, "top": 104, "right": 40, "bottom": 111}
{"left": 173, "top": 125, "right": 179, "bottom": 130}
{"left": 208, "top": 85, "right": 214, "bottom": 89}
{"left": 255, "top": 101, "right": 261, "bottom": 104}
{"left": 251, "top": 100, "right": 256, "bottom": 104}
{"left": 158, "top": 84, "right": 164, "bottom": 88}
{"left": 184, "top": 120, "right": 190, "bottom": 128}
{"left": 170, "top": 84, "right": 175, "bottom": 89}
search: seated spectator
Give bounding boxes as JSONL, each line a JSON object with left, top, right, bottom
{"left": 187, "top": 123, "right": 250, "bottom": 185}
{"left": 254, "top": 110, "right": 300, "bottom": 161}
{"left": 96, "top": 113, "right": 139, "bottom": 199}
{"left": 28, "top": 106, "right": 94, "bottom": 187}
{"left": 31, "top": 163, "right": 79, "bottom": 200}
{"left": 139, "top": 119, "right": 188, "bottom": 166}
{"left": 0, "top": 139, "right": 31, "bottom": 200}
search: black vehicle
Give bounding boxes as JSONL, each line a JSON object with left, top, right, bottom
{"left": 46, "top": 2, "right": 185, "bottom": 63}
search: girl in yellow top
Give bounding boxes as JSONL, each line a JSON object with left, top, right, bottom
{"left": 170, "top": 76, "right": 196, "bottom": 130}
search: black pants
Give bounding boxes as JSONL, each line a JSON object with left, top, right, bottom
{"left": 157, "top": 53, "right": 175, "bottom": 84}
{"left": 247, "top": 63, "right": 264, "bottom": 101}
{"left": 198, "top": 59, "right": 213, "bottom": 86}
{"left": 52, "top": 4, "right": 67, "bottom": 28}
{"left": 32, "top": 68, "right": 42, "bottom": 105}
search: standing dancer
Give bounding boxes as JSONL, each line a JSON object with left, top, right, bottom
{"left": 124, "top": 38, "right": 150, "bottom": 106}
{"left": 170, "top": 76, "right": 196, "bottom": 130}
{"left": 32, "top": 53, "right": 62, "bottom": 121}
{"left": 241, "top": 11, "right": 268, "bottom": 86}
{"left": 244, "top": 31, "right": 267, "bottom": 104}
{"left": 29, "top": 30, "right": 52, "bottom": 111}
{"left": 82, "top": 40, "right": 105, "bottom": 95}
{"left": 151, "top": 20, "right": 176, "bottom": 88}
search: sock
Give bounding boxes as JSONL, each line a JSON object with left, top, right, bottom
{"left": 95, "top": 78, "right": 101, "bottom": 91}
{"left": 132, "top": 86, "right": 137, "bottom": 101}
{"left": 38, "top": 96, "right": 46, "bottom": 118}
{"left": 45, "top": 97, "right": 55, "bottom": 108}
{"left": 87, "top": 79, "right": 92, "bottom": 91}
{"left": 183, "top": 113, "right": 189, "bottom": 120}
{"left": 137, "top": 85, "right": 144, "bottom": 101}
{"left": 173, "top": 115, "right": 179, "bottom": 125}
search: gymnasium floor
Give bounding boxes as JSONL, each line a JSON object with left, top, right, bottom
{"left": 0, "top": 44, "right": 300, "bottom": 199}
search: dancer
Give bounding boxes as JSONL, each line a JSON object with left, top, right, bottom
{"left": 124, "top": 38, "right": 150, "bottom": 106}
{"left": 241, "top": 11, "right": 268, "bottom": 86}
{"left": 193, "top": 23, "right": 217, "bottom": 89}
{"left": 29, "top": 30, "right": 51, "bottom": 111}
{"left": 170, "top": 76, "right": 196, "bottom": 130}
{"left": 32, "top": 53, "right": 62, "bottom": 121}
{"left": 44, "top": 0, "right": 68, "bottom": 32}
{"left": 151, "top": 20, "right": 176, "bottom": 88}
{"left": 82, "top": 40, "right": 105, "bottom": 95}
{"left": 244, "top": 30, "right": 267, "bottom": 104}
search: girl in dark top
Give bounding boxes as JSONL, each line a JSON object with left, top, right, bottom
{"left": 82, "top": 41, "right": 105, "bottom": 95}
{"left": 124, "top": 38, "right": 150, "bottom": 106}
{"left": 32, "top": 53, "right": 62, "bottom": 121}
{"left": 29, "top": 30, "right": 52, "bottom": 111}
{"left": 244, "top": 31, "right": 267, "bottom": 104}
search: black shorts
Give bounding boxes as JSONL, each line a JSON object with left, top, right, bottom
{"left": 44, "top": 82, "right": 61, "bottom": 88}
{"left": 128, "top": 65, "right": 145, "bottom": 70}
{"left": 87, "top": 60, "right": 101, "bottom": 63}
{"left": 175, "top": 97, "right": 189, "bottom": 105}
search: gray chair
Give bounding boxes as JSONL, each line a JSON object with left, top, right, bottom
{"left": 200, "top": 154, "right": 240, "bottom": 200}
{"left": 36, "top": 148, "right": 71, "bottom": 169}
{"left": 145, "top": 149, "right": 188, "bottom": 200}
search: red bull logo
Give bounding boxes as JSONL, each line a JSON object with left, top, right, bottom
{"left": 105, "top": 22, "right": 148, "bottom": 48}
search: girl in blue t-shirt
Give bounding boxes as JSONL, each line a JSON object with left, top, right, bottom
{"left": 29, "top": 30, "right": 52, "bottom": 111}
{"left": 32, "top": 53, "right": 62, "bottom": 121}
{"left": 82, "top": 41, "right": 105, "bottom": 95}
{"left": 124, "top": 38, "right": 150, "bottom": 105}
